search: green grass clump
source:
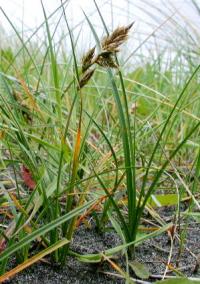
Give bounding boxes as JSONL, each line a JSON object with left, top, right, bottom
{"left": 0, "top": 0, "right": 200, "bottom": 282}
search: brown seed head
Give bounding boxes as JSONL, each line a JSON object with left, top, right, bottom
{"left": 76, "top": 22, "right": 133, "bottom": 89}
{"left": 82, "top": 46, "right": 96, "bottom": 72}
{"left": 96, "top": 53, "right": 118, "bottom": 68}
{"left": 78, "top": 68, "right": 95, "bottom": 90}
{"left": 101, "top": 22, "right": 134, "bottom": 53}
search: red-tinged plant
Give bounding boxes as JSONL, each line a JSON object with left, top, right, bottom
{"left": 0, "top": 240, "right": 7, "bottom": 253}
{"left": 20, "top": 165, "right": 36, "bottom": 190}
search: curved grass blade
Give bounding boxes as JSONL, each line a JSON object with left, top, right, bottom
{"left": 71, "top": 223, "right": 172, "bottom": 263}
{"left": 0, "top": 199, "right": 96, "bottom": 263}
{"left": 0, "top": 238, "right": 69, "bottom": 282}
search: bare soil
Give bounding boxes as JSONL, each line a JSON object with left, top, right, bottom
{"left": 4, "top": 214, "right": 200, "bottom": 284}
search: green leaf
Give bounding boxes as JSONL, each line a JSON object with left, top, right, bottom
{"left": 148, "top": 194, "right": 187, "bottom": 207}
{"left": 155, "top": 278, "right": 200, "bottom": 284}
{"left": 129, "top": 260, "right": 150, "bottom": 279}
{"left": 73, "top": 223, "right": 172, "bottom": 263}
{"left": 0, "top": 199, "right": 96, "bottom": 262}
{"left": 0, "top": 238, "right": 69, "bottom": 282}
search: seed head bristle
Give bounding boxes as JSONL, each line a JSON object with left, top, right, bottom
{"left": 82, "top": 46, "right": 96, "bottom": 72}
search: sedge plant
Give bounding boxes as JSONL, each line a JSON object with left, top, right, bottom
{"left": 0, "top": 1, "right": 200, "bottom": 280}
{"left": 77, "top": 0, "right": 200, "bottom": 259}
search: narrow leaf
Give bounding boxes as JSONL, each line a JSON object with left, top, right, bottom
{"left": 0, "top": 239, "right": 69, "bottom": 282}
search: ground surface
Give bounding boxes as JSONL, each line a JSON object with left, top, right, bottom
{"left": 4, "top": 214, "right": 200, "bottom": 284}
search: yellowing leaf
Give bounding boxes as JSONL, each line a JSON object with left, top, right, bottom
{"left": 148, "top": 194, "right": 188, "bottom": 208}
{"left": 0, "top": 239, "right": 69, "bottom": 283}
{"left": 155, "top": 278, "right": 200, "bottom": 284}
